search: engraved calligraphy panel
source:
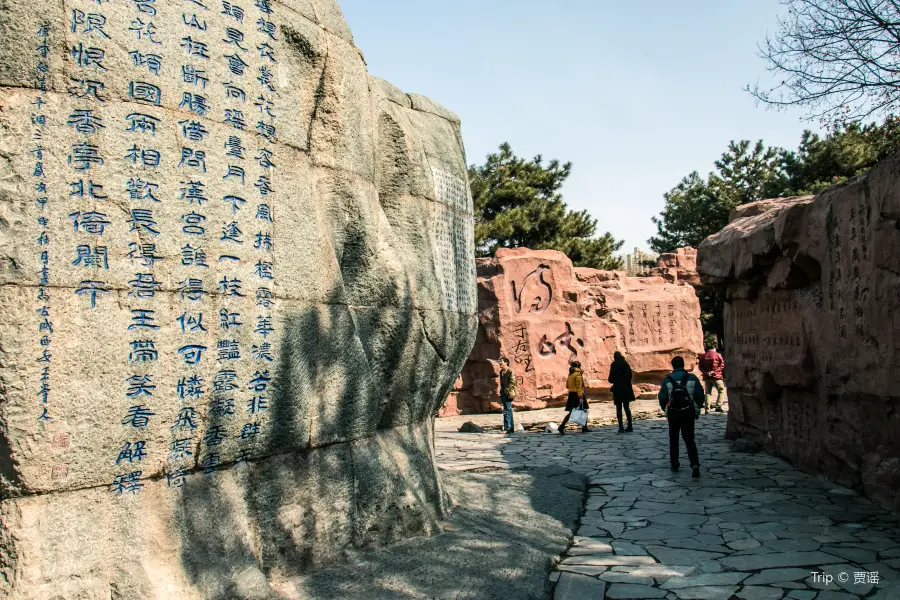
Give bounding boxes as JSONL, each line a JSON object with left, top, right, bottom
{"left": 430, "top": 166, "right": 475, "bottom": 314}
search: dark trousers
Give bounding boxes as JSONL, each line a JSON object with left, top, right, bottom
{"left": 502, "top": 401, "right": 514, "bottom": 432}
{"left": 668, "top": 411, "right": 699, "bottom": 468}
{"left": 616, "top": 402, "right": 632, "bottom": 431}
{"left": 559, "top": 410, "right": 571, "bottom": 430}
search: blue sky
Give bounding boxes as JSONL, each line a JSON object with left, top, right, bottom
{"left": 340, "top": 0, "right": 817, "bottom": 254}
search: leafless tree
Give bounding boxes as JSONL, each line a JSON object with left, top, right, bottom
{"left": 748, "top": 0, "right": 900, "bottom": 125}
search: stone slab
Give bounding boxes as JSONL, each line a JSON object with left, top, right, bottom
{"left": 605, "top": 583, "right": 669, "bottom": 599}
{"left": 554, "top": 573, "right": 607, "bottom": 600}
{"left": 672, "top": 587, "right": 739, "bottom": 600}
{"left": 736, "top": 587, "right": 785, "bottom": 600}
{"left": 720, "top": 552, "right": 845, "bottom": 571}
{"left": 743, "top": 569, "right": 817, "bottom": 585}
{"left": 660, "top": 573, "right": 749, "bottom": 589}
{"left": 562, "top": 555, "right": 657, "bottom": 567}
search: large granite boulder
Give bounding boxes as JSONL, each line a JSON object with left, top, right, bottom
{"left": 697, "top": 167, "right": 900, "bottom": 509}
{"left": 442, "top": 248, "right": 703, "bottom": 415}
{"left": 0, "top": 0, "right": 476, "bottom": 597}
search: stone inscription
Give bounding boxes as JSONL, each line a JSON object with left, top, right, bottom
{"left": 31, "top": 23, "right": 54, "bottom": 427}
{"left": 9, "top": 0, "right": 294, "bottom": 496}
{"left": 511, "top": 264, "right": 552, "bottom": 314}
{"left": 511, "top": 323, "right": 534, "bottom": 372}
{"left": 731, "top": 297, "right": 804, "bottom": 365}
{"left": 431, "top": 166, "right": 475, "bottom": 314}
{"left": 537, "top": 322, "right": 580, "bottom": 362}
{"left": 828, "top": 198, "right": 872, "bottom": 343}
{"left": 626, "top": 301, "right": 680, "bottom": 348}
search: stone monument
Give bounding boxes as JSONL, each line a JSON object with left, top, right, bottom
{"left": 443, "top": 248, "right": 703, "bottom": 415}
{"left": 698, "top": 159, "right": 900, "bottom": 510}
{"left": 0, "top": 0, "right": 477, "bottom": 597}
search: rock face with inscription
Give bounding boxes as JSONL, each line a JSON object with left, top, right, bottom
{"left": 0, "top": 0, "right": 477, "bottom": 597}
{"left": 698, "top": 173, "right": 900, "bottom": 509}
{"left": 442, "top": 248, "right": 703, "bottom": 415}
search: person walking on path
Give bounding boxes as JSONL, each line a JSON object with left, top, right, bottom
{"left": 498, "top": 357, "right": 518, "bottom": 434}
{"left": 608, "top": 351, "right": 635, "bottom": 433}
{"left": 698, "top": 344, "right": 726, "bottom": 414}
{"left": 658, "top": 356, "right": 705, "bottom": 478}
{"left": 559, "top": 362, "right": 590, "bottom": 435}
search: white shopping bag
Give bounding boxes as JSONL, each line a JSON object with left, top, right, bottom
{"left": 570, "top": 408, "right": 588, "bottom": 427}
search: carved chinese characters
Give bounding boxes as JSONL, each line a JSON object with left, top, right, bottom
{"left": 0, "top": 1, "right": 477, "bottom": 595}
{"left": 430, "top": 166, "right": 475, "bottom": 314}
{"left": 698, "top": 165, "right": 900, "bottom": 510}
{"left": 2, "top": 0, "right": 288, "bottom": 496}
{"left": 444, "top": 248, "right": 704, "bottom": 415}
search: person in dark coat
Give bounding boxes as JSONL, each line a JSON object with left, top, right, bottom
{"left": 608, "top": 351, "right": 635, "bottom": 433}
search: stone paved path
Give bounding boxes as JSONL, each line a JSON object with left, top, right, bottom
{"left": 435, "top": 413, "right": 900, "bottom": 600}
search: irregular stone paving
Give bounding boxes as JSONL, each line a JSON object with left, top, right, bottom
{"left": 435, "top": 414, "right": 900, "bottom": 600}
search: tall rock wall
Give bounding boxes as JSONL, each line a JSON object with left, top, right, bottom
{"left": 698, "top": 158, "right": 900, "bottom": 510}
{"left": 0, "top": 1, "right": 477, "bottom": 597}
{"left": 443, "top": 248, "right": 703, "bottom": 415}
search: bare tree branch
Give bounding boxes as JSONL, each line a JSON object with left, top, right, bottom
{"left": 748, "top": 0, "right": 900, "bottom": 124}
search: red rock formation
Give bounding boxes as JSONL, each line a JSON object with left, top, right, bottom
{"left": 443, "top": 249, "right": 704, "bottom": 415}
{"left": 653, "top": 247, "right": 701, "bottom": 287}
{"left": 698, "top": 172, "right": 900, "bottom": 509}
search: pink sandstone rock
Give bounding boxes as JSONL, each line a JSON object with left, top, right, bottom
{"left": 697, "top": 166, "right": 900, "bottom": 510}
{"left": 653, "top": 247, "right": 701, "bottom": 287}
{"left": 443, "top": 249, "right": 704, "bottom": 415}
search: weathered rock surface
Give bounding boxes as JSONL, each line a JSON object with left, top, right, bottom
{"left": 697, "top": 165, "right": 900, "bottom": 510}
{"left": 442, "top": 249, "right": 703, "bottom": 415}
{"left": 0, "top": 0, "right": 476, "bottom": 597}
{"left": 653, "top": 247, "right": 701, "bottom": 287}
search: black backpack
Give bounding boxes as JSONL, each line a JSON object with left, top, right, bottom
{"left": 666, "top": 372, "right": 694, "bottom": 413}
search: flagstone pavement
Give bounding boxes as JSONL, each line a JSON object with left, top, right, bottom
{"left": 434, "top": 413, "right": 900, "bottom": 600}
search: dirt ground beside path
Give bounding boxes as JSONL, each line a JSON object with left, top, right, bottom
{"left": 277, "top": 467, "right": 586, "bottom": 600}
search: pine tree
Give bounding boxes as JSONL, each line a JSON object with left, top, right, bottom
{"left": 471, "top": 143, "right": 624, "bottom": 270}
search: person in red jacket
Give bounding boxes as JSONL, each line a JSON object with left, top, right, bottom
{"left": 698, "top": 344, "right": 726, "bottom": 414}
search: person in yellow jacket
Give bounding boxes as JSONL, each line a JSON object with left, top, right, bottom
{"left": 558, "top": 361, "right": 590, "bottom": 435}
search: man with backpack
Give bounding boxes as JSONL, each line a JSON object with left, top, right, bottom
{"left": 658, "top": 356, "right": 705, "bottom": 478}
{"left": 698, "top": 344, "right": 726, "bottom": 414}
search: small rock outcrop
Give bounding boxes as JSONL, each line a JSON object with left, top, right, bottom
{"left": 698, "top": 165, "right": 900, "bottom": 509}
{"left": 458, "top": 421, "right": 485, "bottom": 434}
{"left": 442, "top": 249, "right": 704, "bottom": 415}
{"left": 653, "top": 247, "right": 701, "bottom": 287}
